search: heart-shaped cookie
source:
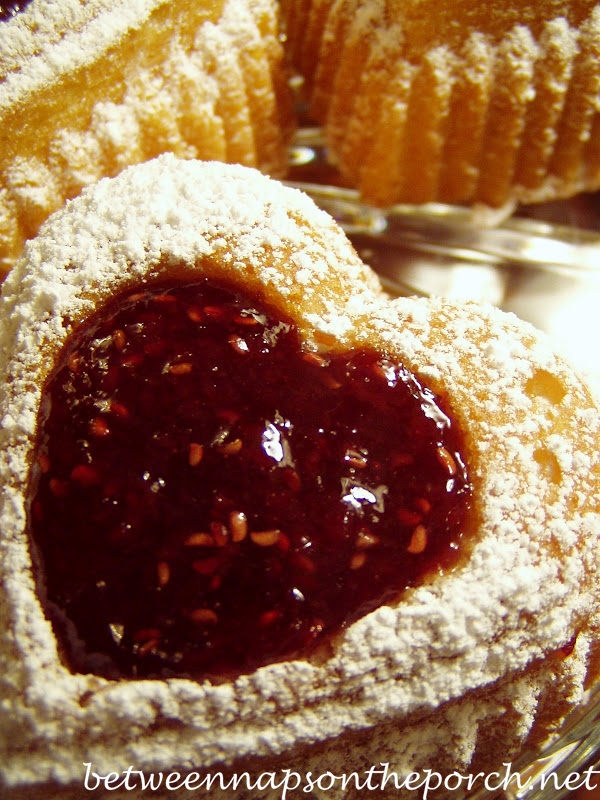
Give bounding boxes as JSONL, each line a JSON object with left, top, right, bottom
{"left": 1, "top": 154, "right": 599, "bottom": 796}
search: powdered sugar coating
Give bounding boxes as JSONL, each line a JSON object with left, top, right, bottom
{"left": 282, "top": 0, "right": 600, "bottom": 208}
{"left": 1, "top": 156, "right": 599, "bottom": 795}
{"left": 0, "top": 0, "right": 293, "bottom": 275}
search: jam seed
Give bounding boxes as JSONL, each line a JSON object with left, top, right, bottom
{"left": 188, "top": 442, "right": 204, "bottom": 467}
{"left": 184, "top": 532, "right": 214, "bottom": 546}
{"left": 259, "top": 609, "right": 283, "bottom": 627}
{"left": 407, "top": 525, "right": 428, "bottom": 554}
{"left": 67, "top": 353, "right": 81, "bottom": 372}
{"left": 371, "top": 362, "right": 393, "bottom": 382}
{"left": 302, "top": 351, "right": 329, "bottom": 368}
{"left": 70, "top": 464, "right": 101, "bottom": 487}
{"left": 392, "top": 452, "right": 414, "bottom": 467}
{"left": 112, "top": 329, "right": 126, "bottom": 350}
{"left": 344, "top": 449, "right": 368, "bottom": 469}
{"left": 235, "top": 314, "right": 260, "bottom": 326}
{"left": 192, "top": 557, "right": 220, "bottom": 575}
{"left": 210, "top": 522, "right": 229, "bottom": 547}
{"left": 187, "top": 306, "right": 203, "bottom": 323}
{"left": 169, "top": 362, "right": 192, "bottom": 376}
{"left": 229, "top": 511, "right": 248, "bottom": 542}
{"left": 109, "top": 401, "right": 130, "bottom": 419}
{"left": 397, "top": 508, "right": 422, "bottom": 526}
{"left": 414, "top": 497, "right": 431, "bottom": 515}
{"left": 138, "top": 638, "right": 160, "bottom": 657}
{"left": 126, "top": 292, "right": 146, "bottom": 303}
{"left": 120, "top": 353, "right": 144, "bottom": 368}
{"left": 157, "top": 561, "right": 170, "bottom": 587}
{"left": 355, "top": 530, "right": 379, "bottom": 549}
{"left": 90, "top": 417, "right": 110, "bottom": 437}
{"left": 190, "top": 608, "right": 218, "bottom": 625}
{"left": 48, "top": 477, "right": 69, "bottom": 497}
{"left": 228, "top": 334, "right": 249, "bottom": 354}
{"left": 320, "top": 372, "right": 342, "bottom": 390}
{"left": 203, "top": 305, "right": 225, "bottom": 319}
{"left": 37, "top": 453, "right": 51, "bottom": 473}
{"left": 436, "top": 446, "right": 457, "bottom": 476}
{"left": 350, "top": 552, "right": 367, "bottom": 570}
{"left": 133, "top": 627, "right": 161, "bottom": 643}
{"left": 218, "top": 438, "right": 243, "bottom": 456}
{"left": 293, "top": 553, "right": 317, "bottom": 574}
{"left": 144, "top": 341, "right": 166, "bottom": 357}
{"left": 250, "top": 529, "right": 281, "bottom": 547}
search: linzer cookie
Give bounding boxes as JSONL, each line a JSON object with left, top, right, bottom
{"left": 0, "top": 155, "right": 599, "bottom": 796}
{"left": 282, "top": 0, "right": 600, "bottom": 209}
{"left": 0, "top": 0, "right": 293, "bottom": 277}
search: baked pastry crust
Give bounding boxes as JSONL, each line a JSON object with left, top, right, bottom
{"left": 282, "top": 0, "right": 600, "bottom": 210}
{"left": 0, "top": 0, "right": 293, "bottom": 277}
{"left": 0, "top": 155, "right": 599, "bottom": 796}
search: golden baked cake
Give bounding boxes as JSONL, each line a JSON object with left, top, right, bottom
{"left": 0, "top": 155, "right": 599, "bottom": 797}
{"left": 282, "top": 0, "right": 600, "bottom": 210}
{"left": 0, "top": 0, "right": 293, "bottom": 277}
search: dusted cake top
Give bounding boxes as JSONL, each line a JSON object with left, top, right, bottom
{"left": 282, "top": 0, "right": 600, "bottom": 207}
{"left": 0, "top": 156, "right": 599, "bottom": 791}
{"left": 0, "top": 0, "right": 292, "bottom": 276}
{"left": 0, "top": 0, "right": 228, "bottom": 87}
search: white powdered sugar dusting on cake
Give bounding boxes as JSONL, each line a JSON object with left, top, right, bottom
{"left": 0, "top": 0, "right": 292, "bottom": 278}
{"left": 0, "top": 155, "right": 599, "bottom": 795}
{"left": 284, "top": 0, "right": 600, "bottom": 208}
{"left": 1, "top": 0, "right": 160, "bottom": 99}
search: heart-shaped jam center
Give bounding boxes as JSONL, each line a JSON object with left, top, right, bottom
{"left": 29, "top": 279, "right": 471, "bottom": 680}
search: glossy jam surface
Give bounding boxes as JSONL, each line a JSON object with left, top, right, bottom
{"left": 0, "top": 0, "right": 32, "bottom": 21}
{"left": 30, "top": 280, "right": 471, "bottom": 679}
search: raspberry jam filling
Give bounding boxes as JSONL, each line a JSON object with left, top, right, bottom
{"left": 30, "top": 280, "right": 471, "bottom": 680}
